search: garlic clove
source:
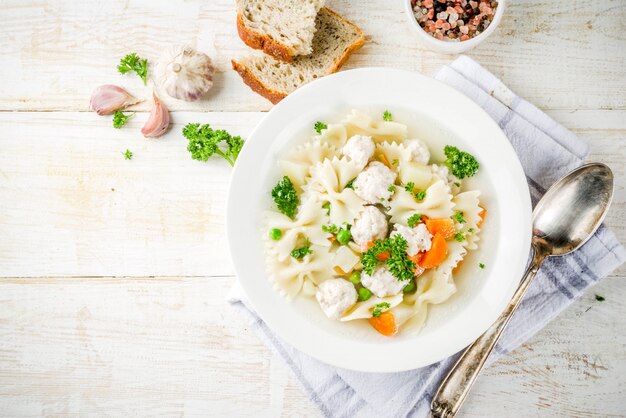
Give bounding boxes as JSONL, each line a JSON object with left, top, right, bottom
{"left": 89, "top": 84, "right": 141, "bottom": 115}
{"left": 141, "top": 92, "right": 170, "bottom": 138}
{"left": 156, "top": 45, "right": 215, "bottom": 101}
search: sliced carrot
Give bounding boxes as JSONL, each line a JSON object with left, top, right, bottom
{"left": 424, "top": 218, "right": 456, "bottom": 239}
{"left": 409, "top": 253, "right": 426, "bottom": 276}
{"left": 477, "top": 208, "right": 486, "bottom": 228}
{"left": 368, "top": 311, "right": 397, "bottom": 336}
{"left": 408, "top": 252, "right": 423, "bottom": 265}
{"left": 334, "top": 266, "right": 348, "bottom": 276}
{"left": 419, "top": 234, "right": 448, "bottom": 269}
{"left": 377, "top": 153, "right": 391, "bottom": 168}
{"left": 452, "top": 259, "right": 464, "bottom": 274}
{"left": 377, "top": 251, "right": 390, "bottom": 262}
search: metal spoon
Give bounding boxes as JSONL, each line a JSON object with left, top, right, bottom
{"left": 431, "top": 163, "right": 614, "bottom": 418}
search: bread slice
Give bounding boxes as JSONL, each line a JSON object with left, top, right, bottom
{"left": 232, "top": 8, "right": 365, "bottom": 104}
{"left": 236, "top": 0, "right": 325, "bottom": 63}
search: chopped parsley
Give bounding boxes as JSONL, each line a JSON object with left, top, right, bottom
{"left": 113, "top": 110, "right": 134, "bottom": 129}
{"left": 454, "top": 232, "right": 466, "bottom": 242}
{"left": 479, "top": 263, "right": 485, "bottom": 269}
{"left": 468, "top": 227, "right": 475, "bottom": 233}
{"left": 322, "top": 224, "right": 339, "bottom": 234}
{"left": 345, "top": 178, "right": 356, "bottom": 190}
{"left": 372, "top": 302, "right": 391, "bottom": 317}
{"left": 405, "top": 182, "right": 426, "bottom": 201}
{"left": 271, "top": 176, "right": 299, "bottom": 219}
{"left": 123, "top": 149, "right": 133, "bottom": 160}
{"left": 388, "top": 184, "right": 396, "bottom": 193}
{"left": 183, "top": 123, "right": 244, "bottom": 167}
{"left": 595, "top": 294, "right": 605, "bottom": 302}
{"left": 314, "top": 121, "right": 327, "bottom": 134}
{"left": 392, "top": 159, "right": 399, "bottom": 166}
{"left": 291, "top": 241, "right": 312, "bottom": 259}
{"left": 444, "top": 145, "right": 479, "bottom": 179}
{"left": 322, "top": 202, "right": 331, "bottom": 216}
{"left": 362, "top": 235, "right": 415, "bottom": 281}
{"left": 383, "top": 110, "right": 393, "bottom": 122}
{"left": 117, "top": 53, "right": 148, "bottom": 85}
{"left": 454, "top": 212, "right": 466, "bottom": 224}
{"left": 407, "top": 213, "right": 423, "bottom": 228}
{"left": 454, "top": 182, "right": 461, "bottom": 187}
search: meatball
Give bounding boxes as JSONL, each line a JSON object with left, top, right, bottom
{"left": 315, "top": 279, "right": 358, "bottom": 320}
{"left": 361, "top": 266, "right": 406, "bottom": 298}
{"left": 353, "top": 162, "right": 397, "bottom": 204}
{"left": 342, "top": 135, "right": 375, "bottom": 168}
{"left": 351, "top": 206, "right": 388, "bottom": 248}
{"left": 391, "top": 223, "right": 433, "bottom": 256}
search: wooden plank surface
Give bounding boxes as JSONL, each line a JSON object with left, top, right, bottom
{"left": 0, "top": 0, "right": 624, "bottom": 112}
{"left": 1, "top": 110, "right": 624, "bottom": 277}
{"left": 0, "top": 275, "right": 623, "bottom": 417}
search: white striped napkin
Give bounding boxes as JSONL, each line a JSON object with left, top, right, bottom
{"left": 228, "top": 56, "right": 626, "bottom": 418}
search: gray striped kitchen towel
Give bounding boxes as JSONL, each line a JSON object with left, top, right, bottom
{"left": 228, "top": 56, "right": 626, "bottom": 418}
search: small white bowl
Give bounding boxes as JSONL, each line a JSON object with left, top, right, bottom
{"left": 404, "top": 0, "right": 506, "bottom": 54}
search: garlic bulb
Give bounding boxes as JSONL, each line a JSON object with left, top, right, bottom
{"left": 89, "top": 84, "right": 141, "bottom": 115}
{"left": 141, "top": 92, "right": 170, "bottom": 138}
{"left": 156, "top": 45, "right": 215, "bottom": 101}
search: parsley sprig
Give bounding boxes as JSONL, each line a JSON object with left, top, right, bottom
{"left": 362, "top": 235, "right": 415, "bottom": 281}
{"left": 314, "top": 121, "right": 327, "bottom": 134}
{"left": 372, "top": 302, "right": 390, "bottom": 317}
{"left": 291, "top": 241, "right": 312, "bottom": 259}
{"left": 123, "top": 149, "right": 133, "bottom": 160}
{"left": 407, "top": 213, "right": 423, "bottom": 228}
{"left": 444, "top": 145, "right": 479, "bottom": 179}
{"left": 404, "top": 182, "right": 426, "bottom": 201}
{"left": 454, "top": 211, "right": 466, "bottom": 224}
{"left": 383, "top": 110, "right": 393, "bottom": 121}
{"left": 113, "top": 110, "right": 134, "bottom": 129}
{"left": 183, "top": 123, "right": 244, "bottom": 167}
{"left": 117, "top": 53, "right": 148, "bottom": 85}
{"left": 271, "top": 176, "right": 299, "bottom": 219}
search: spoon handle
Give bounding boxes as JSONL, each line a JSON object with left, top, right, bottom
{"left": 431, "top": 249, "right": 545, "bottom": 418}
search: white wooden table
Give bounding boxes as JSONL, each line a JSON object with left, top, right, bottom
{"left": 1, "top": 1, "right": 624, "bottom": 416}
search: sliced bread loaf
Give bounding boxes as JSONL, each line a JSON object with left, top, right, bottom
{"left": 232, "top": 8, "right": 365, "bottom": 104}
{"left": 236, "top": 0, "right": 326, "bottom": 63}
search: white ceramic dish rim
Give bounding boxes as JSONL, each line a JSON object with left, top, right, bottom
{"left": 403, "top": 0, "right": 506, "bottom": 54}
{"left": 227, "top": 67, "right": 531, "bottom": 373}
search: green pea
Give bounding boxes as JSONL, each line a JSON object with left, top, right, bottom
{"left": 349, "top": 271, "right": 361, "bottom": 285}
{"left": 403, "top": 280, "right": 416, "bottom": 294}
{"left": 358, "top": 287, "right": 372, "bottom": 301}
{"left": 336, "top": 228, "right": 351, "bottom": 245}
{"left": 269, "top": 228, "right": 282, "bottom": 240}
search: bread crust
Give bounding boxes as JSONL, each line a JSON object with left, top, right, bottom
{"left": 231, "top": 59, "right": 287, "bottom": 104}
{"left": 236, "top": 13, "right": 295, "bottom": 63}
{"left": 232, "top": 8, "right": 366, "bottom": 104}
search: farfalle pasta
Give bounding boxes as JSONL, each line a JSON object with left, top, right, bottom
{"left": 265, "top": 110, "right": 485, "bottom": 336}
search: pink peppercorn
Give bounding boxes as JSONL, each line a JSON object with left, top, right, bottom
{"left": 412, "top": 0, "right": 498, "bottom": 42}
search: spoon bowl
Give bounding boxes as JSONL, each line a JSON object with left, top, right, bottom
{"left": 533, "top": 163, "right": 614, "bottom": 257}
